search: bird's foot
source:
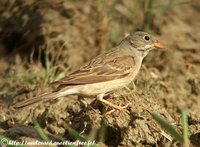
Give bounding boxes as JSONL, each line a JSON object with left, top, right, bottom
{"left": 105, "top": 102, "right": 130, "bottom": 114}
{"left": 98, "top": 98, "right": 130, "bottom": 114}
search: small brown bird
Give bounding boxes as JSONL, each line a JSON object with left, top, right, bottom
{"left": 12, "top": 31, "right": 165, "bottom": 112}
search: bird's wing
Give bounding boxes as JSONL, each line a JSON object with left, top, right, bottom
{"left": 52, "top": 52, "right": 136, "bottom": 86}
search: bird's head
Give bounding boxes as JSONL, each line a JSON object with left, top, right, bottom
{"left": 122, "top": 31, "right": 165, "bottom": 58}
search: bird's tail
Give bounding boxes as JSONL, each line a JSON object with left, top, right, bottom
{"left": 12, "top": 88, "right": 77, "bottom": 110}
{"left": 12, "top": 92, "right": 59, "bottom": 110}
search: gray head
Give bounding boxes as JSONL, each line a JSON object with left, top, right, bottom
{"left": 121, "top": 31, "right": 165, "bottom": 58}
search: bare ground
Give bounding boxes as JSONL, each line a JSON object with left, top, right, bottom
{"left": 0, "top": 0, "right": 200, "bottom": 146}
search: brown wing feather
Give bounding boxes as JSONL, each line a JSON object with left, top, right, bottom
{"left": 52, "top": 55, "right": 135, "bottom": 85}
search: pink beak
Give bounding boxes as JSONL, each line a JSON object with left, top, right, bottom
{"left": 153, "top": 41, "right": 165, "bottom": 49}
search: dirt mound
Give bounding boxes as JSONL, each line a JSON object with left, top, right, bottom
{"left": 0, "top": 0, "right": 200, "bottom": 146}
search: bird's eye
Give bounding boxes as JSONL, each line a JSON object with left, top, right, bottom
{"left": 143, "top": 35, "right": 150, "bottom": 41}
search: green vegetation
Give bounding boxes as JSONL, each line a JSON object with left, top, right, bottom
{"left": 33, "top": 117, "right": 99, "bottom": 147}
{"left": 16, "top": 45, "right": 66, "bottom": 86}
{"left": 152, "top": 109, "right": 189, "bottom": 147}
{"left": 32, "top": 117, "right": 50, "bottom": 142}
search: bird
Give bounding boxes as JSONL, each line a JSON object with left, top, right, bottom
{"left": 12, "top": 31, "right": 165, "bottom": 112}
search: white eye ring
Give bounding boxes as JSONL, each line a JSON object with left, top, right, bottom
{"left": 143, "top": 35, "right": 150, "bottom": 41}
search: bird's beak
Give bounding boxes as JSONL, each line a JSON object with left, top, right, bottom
{"left": 153, "top": 40, "right": 165, "bottom": 50}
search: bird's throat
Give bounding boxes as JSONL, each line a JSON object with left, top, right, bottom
{"left": 137, "top": 44, "right": 153, "bottom": 51}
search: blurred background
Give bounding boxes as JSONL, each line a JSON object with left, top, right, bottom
{"left": 0, "top": 0, "right": 199, "bottom": 146}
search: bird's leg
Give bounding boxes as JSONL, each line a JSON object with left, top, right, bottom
{"left": 91, "top": 93, "right": 111, "bottom": 106}
{"left": 103, "top": 92, "right": 119, "bottom": 99}
{"left": 97, "top": 94, "right": 130, "bottom": 114}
